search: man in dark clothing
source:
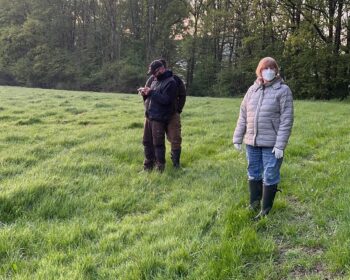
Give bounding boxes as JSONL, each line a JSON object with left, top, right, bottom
{"left": 139, "top": 60, "right": 177, "bottom": 172}
{"left": 144, "top": 59, "right": 186, "bottom": 168}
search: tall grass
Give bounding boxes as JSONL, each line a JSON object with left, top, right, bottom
{"left": 0, "top": 86, "right": 349, "bottom": 279}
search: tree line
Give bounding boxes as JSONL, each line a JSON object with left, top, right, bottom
{"left": 0, "top": 0, "right": 349, "bottom": 99}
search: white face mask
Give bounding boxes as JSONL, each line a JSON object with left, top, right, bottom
{"left": 261, "top": 68, "right": 276, "bottom": 82}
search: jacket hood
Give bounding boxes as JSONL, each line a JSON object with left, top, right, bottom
{"left": 253, "top": 77, "right": 285, "bottom": 91}
{"left": 157, "top": 70, "right": 173, "bottom": 81}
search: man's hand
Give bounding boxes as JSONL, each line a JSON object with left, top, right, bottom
{"left": 234, "top": 143, "right": 242, "bottom": 151}
{"left": 272, "top": 147, "right": 283, "bottom": 159}
{"left": 142, "top": 87, "right": 151, "bottom": 96}
{"left": 137, "top": 87, "right": 145, "bottom": 95}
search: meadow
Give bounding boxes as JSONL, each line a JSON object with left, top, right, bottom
{"left": 0, "top": 86, "right": 349, "bottom": 280}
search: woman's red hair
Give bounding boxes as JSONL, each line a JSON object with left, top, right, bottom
{"left": 255, "top": 57, "right": 279, "bottom": 78}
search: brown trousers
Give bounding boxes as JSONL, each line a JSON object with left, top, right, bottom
{"left": 142, "top": 113, "right": 182, "bottom": 169}
{"left": 143, "top": 119, "right": 166, "bottom": 169}
{"left": 166, "top": 113, "right": 182, "bottom": 151}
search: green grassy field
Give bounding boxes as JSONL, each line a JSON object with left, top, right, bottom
{"left": 0, "top": 86, "right": 349, "bottom": 279}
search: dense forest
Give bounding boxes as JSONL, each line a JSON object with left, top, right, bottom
{"left": 0, "top": 0, "right": 349, "bottom": 99}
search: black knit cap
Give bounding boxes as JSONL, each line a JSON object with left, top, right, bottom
{"left": 147, "top": 60, "right": 163, "bottom": 75}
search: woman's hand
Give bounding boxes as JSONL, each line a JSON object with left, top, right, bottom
{"left": 272, "top": 147, "right": 283, "bottom": 159}
{"left": 234, "top": 143, "right": 242, "bottom": 151}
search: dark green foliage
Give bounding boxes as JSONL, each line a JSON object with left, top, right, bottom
{"left": 0, "top": 0, "right": 349, "bottom": 99}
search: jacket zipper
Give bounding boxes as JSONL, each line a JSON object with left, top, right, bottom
{"left": 254, "top": 86, "right": 265, "bottom": 146}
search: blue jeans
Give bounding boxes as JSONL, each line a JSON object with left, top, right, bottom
{"left": 246, "top": 145, "right": 283, "bottom": 186}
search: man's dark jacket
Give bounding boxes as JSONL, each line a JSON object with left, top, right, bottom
{"left": 145, "top": 71, "right": 186, "bottom": 113}
{"left": 144, "top": 70, "right": 177, "bottom": 122}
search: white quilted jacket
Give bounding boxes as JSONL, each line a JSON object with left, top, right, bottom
{"left": 233, "top": 78, "right": 294, "bottom": 150}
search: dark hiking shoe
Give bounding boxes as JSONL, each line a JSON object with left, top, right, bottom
{"left": 155, "top": 163, "right": 165, "bottom": 173}
{"left": 171, "top": 149, "right": 181, "bottom": 168}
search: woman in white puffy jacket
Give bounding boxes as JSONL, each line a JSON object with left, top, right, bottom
{"left": 233, "top": 57, "right": 294, "bottom": 219}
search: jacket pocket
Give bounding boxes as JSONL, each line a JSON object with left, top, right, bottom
{"left": 271, "top": 119, "right": 279, "bottom": 135}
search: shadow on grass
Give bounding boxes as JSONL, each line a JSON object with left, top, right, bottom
{"left": 0, "top": 157, "right": 38, "bottom": 182}
{"left": 65, "top": 107, "right": 87, "bottom": 115}
{"left": 0, "top": 183, "right": 82, "bottom": 223}
{"left": 125, "top": 122, "right": 143, "bottom": 129}
{"left": 4, "top": 135, "right": 30, "bottom": 143}
{"left": 16, "top": 118, "right": 43, "bottom": 125}
{"left": 94, "top": 102, "right": 114, "bottom": 108}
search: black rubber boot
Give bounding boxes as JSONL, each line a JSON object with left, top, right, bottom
{"left": 254, "top": 184, "right": 280, "bottom": 220}
{"left": 171, "top": 149, "right": 181, "bottom": 168}
{"left": 248, "top": 180, "right": 263, "bottom": 211}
